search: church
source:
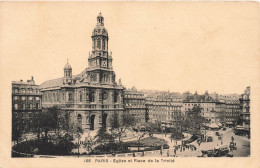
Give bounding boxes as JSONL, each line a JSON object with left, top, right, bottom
{"left": 40, "top": 13, "right": 124, "bottom": 130}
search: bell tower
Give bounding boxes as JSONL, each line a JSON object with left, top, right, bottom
{"left": 87, "top": 13, "right": 115, "bottom": 85}
{"left": 63, "top": 59, "right": 72, "bottom": 85}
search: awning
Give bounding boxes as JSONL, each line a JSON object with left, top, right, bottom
{"left": 217, "top": 123, "right": 222, "bottom": 127}
{"left": 226, "top": 122, "right": 234, "bottom": 125}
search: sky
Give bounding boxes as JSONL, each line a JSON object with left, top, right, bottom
{"left": 1, "top": 2, "right": 260, "bottom": 95}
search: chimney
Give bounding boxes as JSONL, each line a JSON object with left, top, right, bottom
{"left": 31, "top": 76, "right": 34, "bottom": 81}
{"left": 20, "top": 79, "right": 23, "bottom": 83}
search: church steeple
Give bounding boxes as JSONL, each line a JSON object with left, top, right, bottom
{"left": 63, "top": 59, "right": 72, "bottom": 85}
{"left": 97, "top": 12, "right": 104, "bottom": 26}
{"left": 87, "top": 13, "right": 115, "bottom": 85}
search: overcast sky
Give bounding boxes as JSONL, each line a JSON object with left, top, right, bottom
{"left": 1, "top": 2, "right": 259, "bottom": 94}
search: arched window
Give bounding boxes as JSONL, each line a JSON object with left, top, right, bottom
{"left": 79, "top": 92, "right": 83, "bottom": 102}
{"left": 90, "top": 91, "right": 95, "bottom": 102}
{"left": 69, "top": 93, "right": 73, "bottom": 101}
{"left": 114, "top": 92, "right": 118, "bottom": 103}
{"left": 97, "top": 39, "right": 101, "bottom": 49}
{"left": 53, "top": 93, "right": 56, "bottom": 102}
{"left": 57, "top": 93, "right": 59, "bottom": 102}
{"left": 103, "top": 39, "right": 106, "bottom": 50}
{"left": 77, "top": 114, "right": 82, "bottom": 124}
{"left": 21, "top": 89, "right": 25, "bottom": 94}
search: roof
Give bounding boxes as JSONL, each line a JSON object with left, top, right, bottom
{"left": 40, "top": 78, "right": 64, "bottom": 89}
{"left": 183, "top": 94, "right": 215, "bottom": 103}
{"left": 64, "top": 62, "right": 72, "bottom": 70}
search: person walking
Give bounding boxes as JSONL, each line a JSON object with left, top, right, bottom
{"left": 231, "top": 136, "right": 234, "bottom": 142}
{"left": 133, "top": 152, "right": 136, "bottom": 157}
{"left": 167, "top": 149, "right": 169, "bottom": 157}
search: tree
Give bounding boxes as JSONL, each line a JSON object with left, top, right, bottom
{"left": 95, "top": 126, "right": 114, "bottom": 145}
{"left": 184, "top": 105, "right": 208, "bottom": 136}
{"left": 83, "top": 132, "right": 96, "bottom": 154}
{"left": 12, "top": 116, "right": 23, "bottom": 145}
{"left": 70, "top": 123, "right": 83, "bottom": 156}
{"left": 171, "top": 113, "right": 185, "bottom": 140}
{"left": 30, "top": 107, "right": 60, "bottom": 144}
{"left": 31, "top": 112, "right": 42, "bottom": 143}
{"left": 109, "top": 112, "right": 136, "bottom": 145}
{"left": 94, "top": 126, "right": 114, "bottom": 153}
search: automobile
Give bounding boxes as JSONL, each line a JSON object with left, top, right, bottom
{"left": 213, "top": 145, "right": 229, "bottom": 157}
{"left": 139, "top": 127, "right": 146, "bottom": 132}
{"left": 215, "top": 132, "right": 221, "bottom": 136}
{"left": 227, "top": 151, "right": 234, "bottom": 157}
{"left": 222, "top": 127, "right": 227, "bottom": 131}
{"left": 201, "top": 150, "right": 214, "bottom": 157}
{"left": 207, "top": 136, "right": 213, "bottom": 142}
{"left": 162, "top": 144, "right": 169, "bottom": 149}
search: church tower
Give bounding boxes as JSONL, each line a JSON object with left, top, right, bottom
{"left": 63, "top": 59, "right": 72, "bottom": 85}
{"left": 87, "top": 13, "right": 115, "bottom": 85}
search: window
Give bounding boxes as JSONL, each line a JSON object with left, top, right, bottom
{"left": 79, "top": 92, "right": 83, "bottom": 102}
{"left": 97, "top": 39, "right": 101, "bottom": 49}
{"left": 90, "top": 92, "right": 95, "bottom": 102}
{"left": 22, "top": 96, "right": 26, "bottom": 101}
{"left": 29, "top": 104, "right": 33, "bottom": 109}
{"left": 29, "top": 96, "right": 33, "bottom": 100}
{"left": 114, "top": 92, "right": 119, "bottom": 103}
{"left": 22, "top": 104, "right": 26, "bottom": 110}
{"left": 14, "top": 96, "right": 18, "bottom": 100}
{"left": 36, "top": 97, "right": 39, "bottom": 100}
{"left": 53, "top": 93, "right": 56, "bottom": 102}
{"left": 36, "top": 103, "right": 39, "bottom": 109}
{"left": 103, "top": 39, "right": 106, "bottom": 50}
{"left": 57, "top": 93, "right": 59, "bottom": 102}
{"left": 14, "top": 104, "right": 18, "bottom": 110}
{"left": 21, "top": 89, "right": 25, "bottom": 93}
{"left": 69, "top": 93, "right": 73, "bottom": 101}
{"left": 77, "top": 114, "right": 82, "bottom": 124}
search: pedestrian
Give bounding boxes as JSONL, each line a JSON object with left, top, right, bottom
{"left": 160, "top": 149, "right": 162, "bottom": 156}
{"left": 167, "top": 149, "right": 169, "bottom": 157}
{"left": 133, "top": 152, "right": 136, "bottom": 157}
{"left": 231, "top": 136, "right": 234, "bottom": 142}
{"left": 171, "top": 138, "right": 172, "bottom": 143}
{"left": 174, "top": 148, "right": 176, "bottom": 156}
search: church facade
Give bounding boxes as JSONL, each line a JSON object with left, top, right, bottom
{"left": 40, "top": 13, "right": 124, "bottom": 130}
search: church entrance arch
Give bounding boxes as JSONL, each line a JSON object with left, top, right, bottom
{"left": 102, "top": 113, "right": 108, "bottom": 129}
{"left": 90, "top": 115, "right": 95, "bottom": 130}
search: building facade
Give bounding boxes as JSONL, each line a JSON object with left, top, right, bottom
{"left": 239, "top": 86, "right": 250, "bottom": 128}
{"left": 224, "top": 100, "right": 242, "bottom": 125}
{"left": 183, "top": 91, "right": 225, "bottom": 124}
{"left": 123, "top": 87, "right": 147, "bottom": 124}
{"left": 40, "top": 13, "right": 124, "bottom": 130}
{"left": 12, "top": 77, "right": 42, "bottom": 131}
{"left": 145, "top": 96, "right": 182, "bottom": 124}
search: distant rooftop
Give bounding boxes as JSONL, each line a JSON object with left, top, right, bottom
{"left": 12, "top": 76, "right": 36, "bottom": 85}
